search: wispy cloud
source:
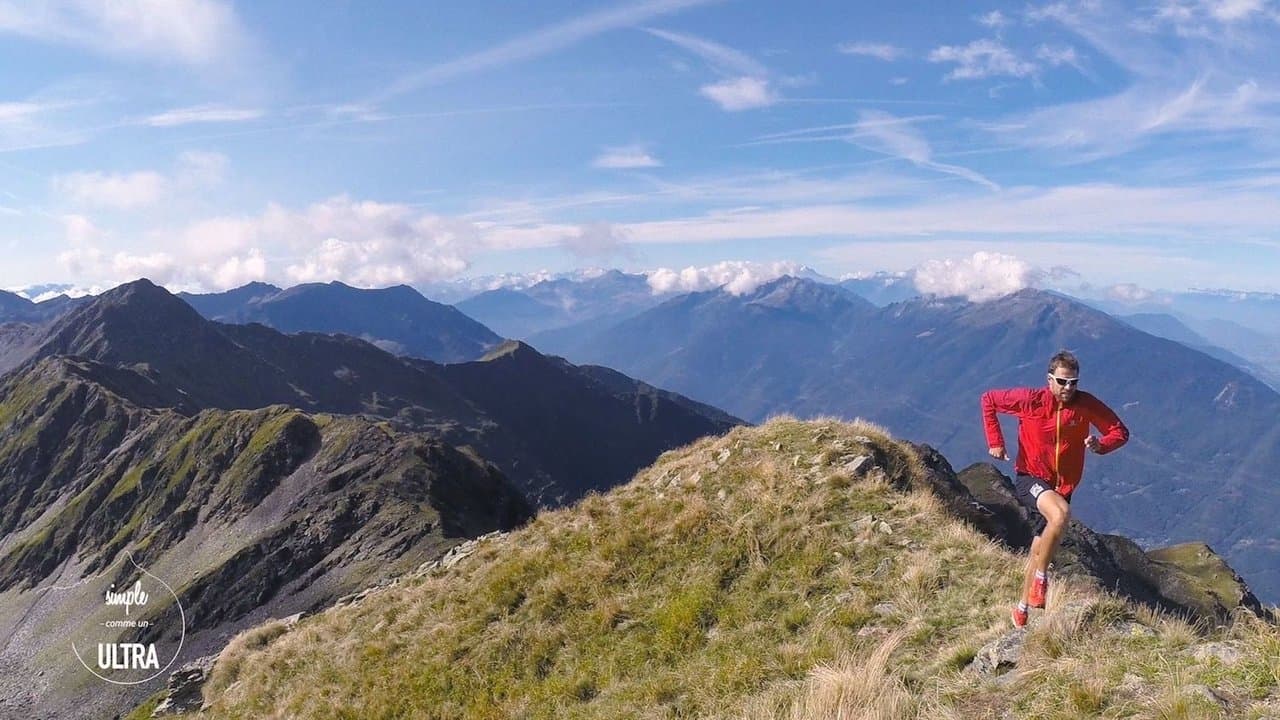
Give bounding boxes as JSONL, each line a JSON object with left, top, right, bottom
{"left": 928, "top": 39, "right": 1036, "bottom": 80}
{"left": 593, "top": 144, "right": 662, "bottom": 168}
{"left": 0, "top": 0, "right": 250, "bottom": 67}
{"left": 700, "top": 76, "right": 776, "bottom": 110}
{"left": 978, "top": 10, "right": 1011, "bottom": 28}
{"left": 613, "top": 182, "right": 1280, "bottom": 250}
{"left": 371, "top": 0, "right": 722, "bottom": 104}
{"left": 1035, "top": 44, "right": 1086, "bottom": 74}
{"left": 0, "top": 96, "right": 93, "bottom": 153}
{"left": 996, "top": 1, "right": 1280, "bottom": 159}
{"left": 991, "top": 73, "right": 1276, "bottom": 159}
{"left": 143, "top": 104, "right": 264, "bottom": 127}
{"left": 50, "top": 152, "right": 228, "bottom": 210}
{"left": 836, "top": 42, "right": 906, "bottom": 61}
{"left": 52, "top": 171, "right": 166, "bottom": 209}
{"left": 0, "top": 102, "right": 57, "bottom": 123}
{"left": 850, "top": 111, "right": 1000, "bottom": 190}
{"left": 1144, "top": 0, "right": 1272, "bottom": 35}
{"left": 645, "top": 27, "right": 767, "bottom": 76}
{"left": 646, "top": 26, "right": 779, "bottom": 110}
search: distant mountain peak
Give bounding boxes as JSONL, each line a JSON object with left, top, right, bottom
{"left": 62, "top": 278, "right": 204, "bottom": 329}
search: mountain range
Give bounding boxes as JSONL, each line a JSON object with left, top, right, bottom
{"left": 455, "top": 269, "right": 670, "bottom": 340}
{"left": 178, "top": 280, "right": 503, "bottom": 363}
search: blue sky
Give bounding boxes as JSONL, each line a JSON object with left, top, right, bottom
{"left": 2, "top": 0, "right": 1279, "bottom": 298}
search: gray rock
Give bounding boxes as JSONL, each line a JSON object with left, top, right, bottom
{"left": 1192, "top": 641, "right": 1244, "bottom": 665}
{"left": 841, "top": 455, "right": 872, "bottom": 476}
{"left": 1120, "top": 672, "right": 1146, "bottom": 689}
{"left": 1183, "top": 684, "right": 1227, "bottom": 707}
{"left": 968, "top": 631, "right": 1026, "bottom": 677}
{"left": 152, "top": 654, "right": 217, "bottom": 716}
{"left": 872, "top": 602, "right": 897, "bottom": 616}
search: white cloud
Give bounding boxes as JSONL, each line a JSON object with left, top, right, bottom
{"left": 1150, "top": 0, "right": 1269, "bottom": 30}
{"left": 836, "top": 42, "right": 906, "bottom": 61}
{"left": 1105, "top": 283, "right": 1159, "bottom": 302}
{"left": 285, "top": 236, "right": 468, "bottom": 287}
{"left": 57, "top": 244, "right": 178, "bottom": 285}
{"left": 372, "top": 0, "right": 720, "bottom": 102}
{"left": 208, "top": 248, "right": 267, "bottom": 288}
{"left": 61, "top": 214, "right": 102, "bottom": 246}
{"left": 50, "top": 152, "right": 228, "bottom": 210}
{"left": 700, "top": 76, "right": 777, "bottom": 111}
{"left": 245, "top": 197, "right": 482, "bottom": 288}
{"left": 144, "top": 105, "right": 263, "bottom": 127}
{"left": 979, "top": 10, "right": 1011, "bottom": 27}
{"left": 913, "top": 251, "right": 1035, "bottom": 301}
{"left": 1035, "top": 44, "right": 1085, "bottom": 72}
{"left": 928, "top": 39, "right": 1037, "bottom": 80}
{"left": 53, "top": 196, "right": 496, "bottom": 291}
{"left": 1207, "top": 0, "right": 1267, "bottom": 21}
{"left": 645, "top": 27, "right": 780, "bottom": 111}
{"left": 0, "top": 101, "right": 51, "bottom": 122}
{"left": 52, "top": 171, "right": 166, "bottom": 209}
{"left": 0, "top": 0, "right": 249, "bottom": 67}
{"left": 593, "top": 144, "right": 662, "bottom": 168}
{"left": 559, "top": 222, "right": 635, "bottom": 259}
{"left": 646, "top": 260, "right": 809, "bottom": 295}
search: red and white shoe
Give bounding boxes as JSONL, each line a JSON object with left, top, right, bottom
{"left": 1011, "top": 604, "right": 1028, "bottom": 629}
{"left": 1029, "top": 574, "right": 1049, "bottom": 609}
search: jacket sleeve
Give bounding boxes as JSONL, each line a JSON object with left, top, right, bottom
{"left": 980, "top": 388, "right": 1031, "bottom": 450}
{"left": 1087, "top": 398, "right": 1130, "bottom": 454}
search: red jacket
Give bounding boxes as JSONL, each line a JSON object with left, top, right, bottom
{"left": 980, "top": 387, "right": 1129, "bottom": 498}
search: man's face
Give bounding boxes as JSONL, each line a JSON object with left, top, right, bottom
{"left": 1047, "top": 366, "right": 1079, "bottom": 403}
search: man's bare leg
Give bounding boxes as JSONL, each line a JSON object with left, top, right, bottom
{"left": 1021, "top": 534, "right": 1043, "bottom": 605}
{"left": 1021, "top": 491, "right": 1070, "bottom": 606}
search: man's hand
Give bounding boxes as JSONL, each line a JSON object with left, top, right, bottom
{"left": 1084, "top": 436, "right": 1101, "bottom": 453}
{"left": 988, "top": 446, "right": 1009, "bottom": 461}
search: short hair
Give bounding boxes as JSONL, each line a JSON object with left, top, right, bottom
{"left": 1048, "top": 350, "right": 1079, "bottom": 375}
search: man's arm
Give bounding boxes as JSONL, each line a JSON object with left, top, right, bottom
{"left": 1086, "top": 397, "right": 1130, "bottom": 454}
{"left": 980, "top": 388, "right": 1032, "bottom": 458}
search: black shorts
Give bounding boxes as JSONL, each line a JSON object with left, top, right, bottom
{"left": 1012, "top": 474, "right": 1070, "bottom": 537}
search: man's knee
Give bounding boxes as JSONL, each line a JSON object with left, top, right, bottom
{"left": 1037, "top": 493, "right": 1070, "bottom": 529}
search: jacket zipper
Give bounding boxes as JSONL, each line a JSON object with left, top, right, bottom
{"left": 1054, "top": 404, "right": 1062, "bottom": 488}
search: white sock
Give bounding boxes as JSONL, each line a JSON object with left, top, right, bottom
{"left": 1017, "top": 601, "right": 1029, "bottom": 612}
{"left": 1035, "top": 570, "right": 1047, "bottom": 581}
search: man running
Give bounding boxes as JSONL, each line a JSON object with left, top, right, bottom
{"left": 980, "top": 350, "right": 1129, "bottom": 628}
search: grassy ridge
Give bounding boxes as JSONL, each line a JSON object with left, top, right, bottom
{"left": 197, "top": 418, "right": 1280, "bottom": 719}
